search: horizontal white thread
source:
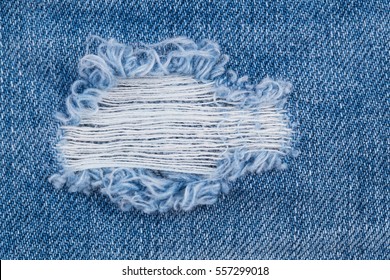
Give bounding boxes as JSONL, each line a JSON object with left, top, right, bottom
{"left": 59, "top": 76, "right": 291, "bottom": 175}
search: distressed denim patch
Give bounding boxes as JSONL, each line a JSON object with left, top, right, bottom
{"left": 50, "top": 37, "right": 295, "bottom": 213}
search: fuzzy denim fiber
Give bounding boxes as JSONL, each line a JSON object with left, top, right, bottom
{"left": 0, "top": 0, "right": 389, "bottom": 259}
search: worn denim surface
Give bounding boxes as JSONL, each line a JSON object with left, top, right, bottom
{"left": 0, "top": 0, "right": 388, "bottom": 259}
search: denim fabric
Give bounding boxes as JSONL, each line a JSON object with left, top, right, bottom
{"left": 0, "top": 0, "right": 388, "bottom": 259}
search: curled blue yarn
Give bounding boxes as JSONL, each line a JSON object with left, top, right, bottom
{"left": 50, "top": 37, "right": 294, "bottom": 213}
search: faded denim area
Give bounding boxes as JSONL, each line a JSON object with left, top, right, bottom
{"left": 0, "top": 0, "right": 388, "bottom": 259}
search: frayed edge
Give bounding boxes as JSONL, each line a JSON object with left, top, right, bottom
{"left": 214, "top": 77, "right": 295, "bottom": 181}
{"left": 49, "top": 168, "right": 229, "bottom": 213}
{"left": 50, "top": 36, "right": 296, "bottom": 213}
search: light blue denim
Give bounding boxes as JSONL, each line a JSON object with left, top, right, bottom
{"left": 0, "top": 0, "right": 388, "bottom": 259}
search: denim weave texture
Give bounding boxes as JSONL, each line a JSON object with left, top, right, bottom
{"left": 0, "top": 0, "right": 389, "bottom": 259}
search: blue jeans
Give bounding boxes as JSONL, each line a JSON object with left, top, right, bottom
{"left": 0, "top": 0, "right": 388, "bottom": 259}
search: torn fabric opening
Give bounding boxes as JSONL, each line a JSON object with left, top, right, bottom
{"left": 49, "top": 37, "right": 295, "bottom": 213}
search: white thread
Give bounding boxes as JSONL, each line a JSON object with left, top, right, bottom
{"left": 59, "top": 76, "right": 291, "bottom": 175}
